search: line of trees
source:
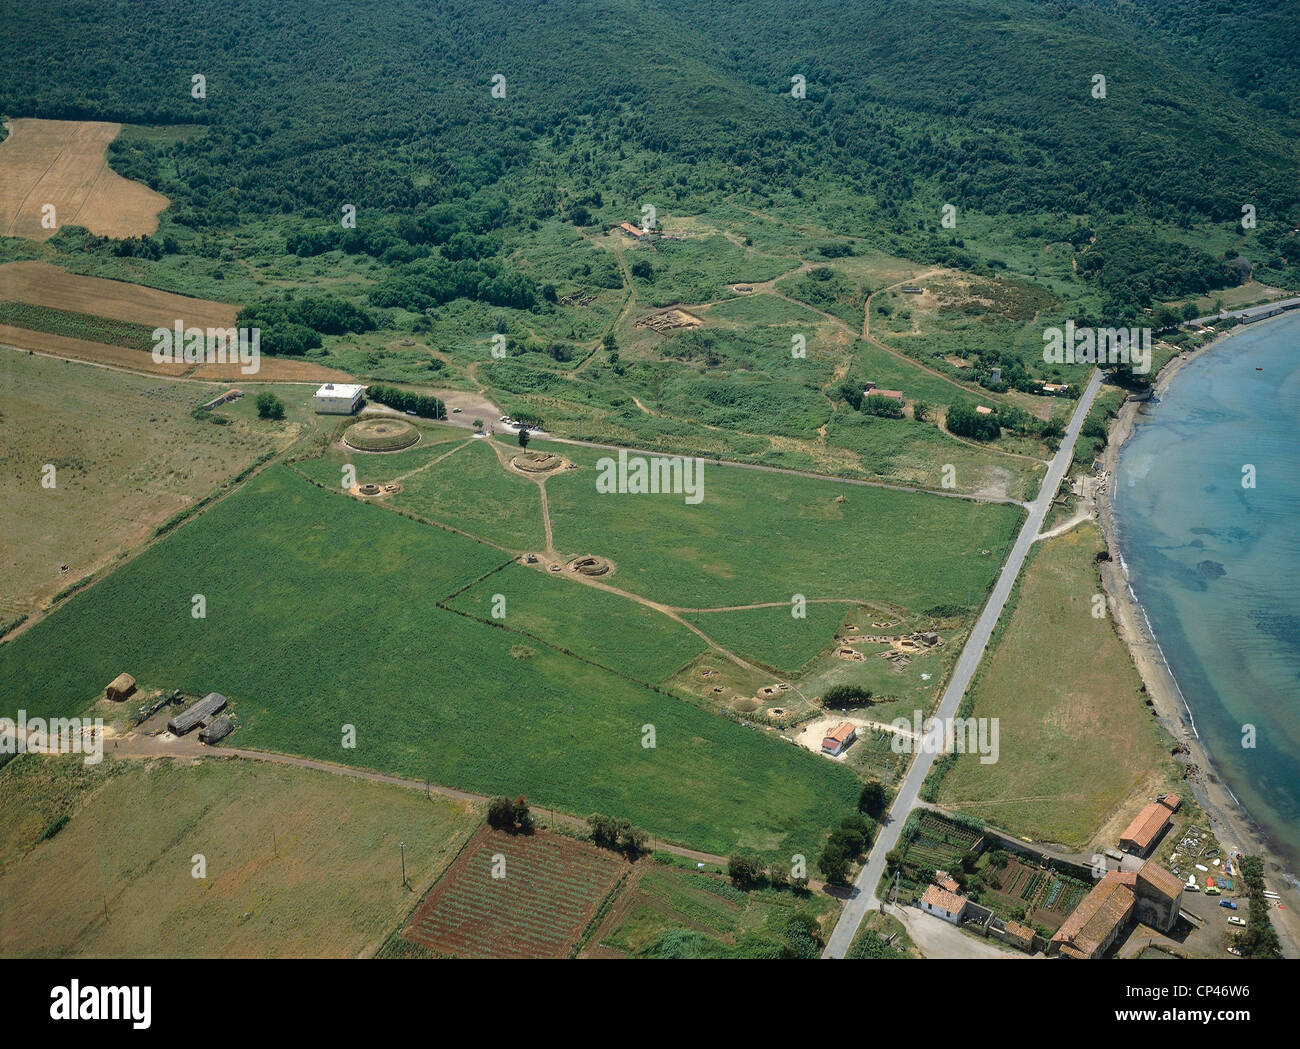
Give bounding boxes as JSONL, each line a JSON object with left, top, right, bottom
{"left": 587, "top": 813, "right": 649, "bottom": 857}
{"left": 1235, "top": 855, "right": 1282, "bottom": 958}
{"left": 823, "top": 684, "right": 873, "bottom": 708}
{"left": 366, "top": 385, "right": 446, "bottom": 419}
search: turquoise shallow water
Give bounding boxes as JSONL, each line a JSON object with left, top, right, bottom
{"left": 1114, "top": 311, "right": 1300, "bottom": 872}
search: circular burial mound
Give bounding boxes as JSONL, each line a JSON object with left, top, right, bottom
{"left": 733, "top": 698, "right": 761, "bottom": 713}
{"left": 511, "top": 450, "right": 568, "bottom": 474}
{"left": 344, "top": 418, "right": 420, "bottom": 452}
{"left": 567, "top": 554, "right": 614, "bottom": 578}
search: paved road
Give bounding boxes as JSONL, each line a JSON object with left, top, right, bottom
{"left": 822, "top": 368, "right": 1105, "bottom": 958}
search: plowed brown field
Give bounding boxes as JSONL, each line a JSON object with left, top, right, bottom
{"left": 400, "top": 828, "right": 628, "bottom": 958}
{"left": 0, "top": 119, "right": 168, "bottom": 240}
{"left": 0, "top": 260, "right": 238, "bottom": 328}
{"left": 0, "top": 262, "right": 353, "bottom": 382}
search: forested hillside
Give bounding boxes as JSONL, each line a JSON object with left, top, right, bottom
{"left": 4, "top": 1, "right": 1294, "bottom": 227}
{"left": 2, "top": 0, "right": 1296, "bottom": 383}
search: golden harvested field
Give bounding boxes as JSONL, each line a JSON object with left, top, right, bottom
{"left": 0, "top": 119, "right": 169, "bottom": 240}
{"left": 0, "top": 755, "right": 481, "bottom": 957}
{"left": 0, "top": 325, "right": 189, "bottom": 376}
{"left": 0, "top": 349, "right": 296, "bottom": 624}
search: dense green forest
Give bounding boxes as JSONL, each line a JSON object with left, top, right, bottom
{"left": 4, "top": 0, "right": 1295, "bottom": 240}
{"left": 2, "top": 0, "right": 1297, "bottom": 467}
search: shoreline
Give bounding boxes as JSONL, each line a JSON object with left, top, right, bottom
{"left": 1096, "top": 321, "right": 1300, "bottom": 957}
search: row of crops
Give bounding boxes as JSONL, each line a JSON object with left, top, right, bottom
{"left": 403, "top": 833, "right": 626, "bottom": 958}
{"left": 917, "top": 812, "right": 983, "bottom": 849}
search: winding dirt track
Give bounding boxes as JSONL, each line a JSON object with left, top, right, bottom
{"left": 106, "top": 732, "right": 729, "bottom": 865}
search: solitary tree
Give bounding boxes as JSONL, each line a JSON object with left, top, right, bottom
{"left": 858, "top": 780, "right": 888, "bottom": 819}
{"left": 255, "top": 391, "right": 285, "bottom": 420}
{"left": 517, "top": 426, "right": 531, "bottom": 449}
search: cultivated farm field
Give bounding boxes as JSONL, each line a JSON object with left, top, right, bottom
{"left": 0, "top": 261, "right": 237, "bottom": 328}
{"left": 0, "top": 261, "right": 352, "bottom": 381}
{"left": 0, "top": 464, "right": 861, "bottom": 858}
{"left": 395, "top": 828, "right": 627, "bottom": 958}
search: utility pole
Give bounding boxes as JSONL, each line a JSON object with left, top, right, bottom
{"left": 399, "top": 840, "right": 408, "bottom": 889}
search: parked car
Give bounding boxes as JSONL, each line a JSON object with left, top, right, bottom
{"left": 1219, "top": 900, "right": 1238, "bottom": 909}
{"left": 1228, "top": 917, "right": 1247, "bottom": 927}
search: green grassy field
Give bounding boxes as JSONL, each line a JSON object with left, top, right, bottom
{"left": 594, "top": 863, "right": 840, "bottom": 959}
{"left": 681, "top": 602, "right": 850, "bottom": 675}
{"left": 448, "top": 564, "right": 707, "bottom": 685}
{"left": 541, "top": 441, "right": 1024, "bottom": 612}
{"left": 0, "top": 465, "right": 859, "bottom": 858}
{"left": 297, "top": 434, "right": 546, "bottom": 551}
{"left": 0, "top": 348, "right": 294, "bottom": 622}
{"left": 933, "top": 524, "right": 1171, "bottom": 847}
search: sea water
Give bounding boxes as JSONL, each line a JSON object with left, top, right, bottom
{"left": 1114, "top": 310, "right": 1300, "bottom": 872}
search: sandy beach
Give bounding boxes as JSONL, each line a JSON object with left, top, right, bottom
{"left": 1096, "top": 325, "right": 1300, "bottom": 958}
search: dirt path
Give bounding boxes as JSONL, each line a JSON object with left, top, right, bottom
{"left": 104, "top": 732, "right": 729, "bottom": 865}
{"left": 390, "top": 437, "right": 474, "bottom": 483}
{"left": 1034, "top": 511, "right": 1091, "bottom": 542}
{"left": 673, "top": 596, "right": 894, "bottom": 615}
{"left": 539, "top": 433, "right": 1027, "bottom": 507}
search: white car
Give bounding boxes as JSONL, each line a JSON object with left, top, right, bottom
{"left": 1228, "top": 917, "right": 1246, "bottom": 927}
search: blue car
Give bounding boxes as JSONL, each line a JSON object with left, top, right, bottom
{"left": 1219, "top": 900, "right": 1238, "bottom": 909}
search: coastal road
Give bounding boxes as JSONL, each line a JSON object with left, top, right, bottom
{"left": 822, "top": 367, "right": 1105, "bottom": 958}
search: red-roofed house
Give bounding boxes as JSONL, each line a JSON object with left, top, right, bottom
{"left": 1119, "top": 796, "right": 1179, "bottom": 856}
{"left": 821, "top": 721, "right": 858, "bottom": 756}
{"left": 920, "top": 884, "right": 968, "bottom": 925}
{"left": 1051, "top": 860, "right": 1182, "bottom": 958}
{"left": 933, "top": 870, "right": 961, "bottom": 894}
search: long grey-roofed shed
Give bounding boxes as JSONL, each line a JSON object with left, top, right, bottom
{"left": 167, "top": 692, "right": 227, "bottom": 735}
{"left": 198, "top": 716, "right": 234, "bottom": 745}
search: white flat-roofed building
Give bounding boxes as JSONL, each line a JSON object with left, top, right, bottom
{"left": 313, "top": 383, "right": 366, "bottom": 414}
